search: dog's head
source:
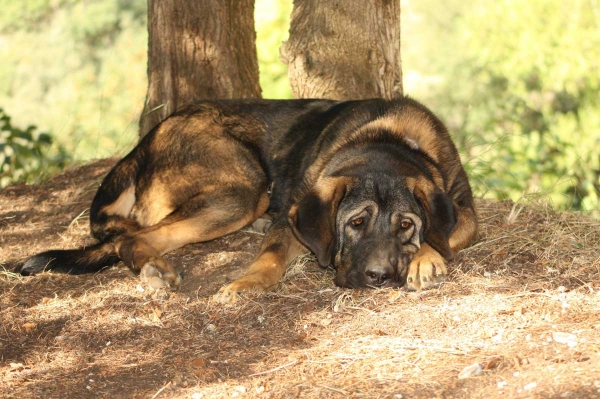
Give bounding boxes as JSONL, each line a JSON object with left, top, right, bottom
{"left": 288, "top": 173, "right": 456, "bottom": 288}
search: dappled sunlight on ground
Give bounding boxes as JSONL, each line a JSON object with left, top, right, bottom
{"left": 1, "top": 160, "right": 600, "bottom": 398}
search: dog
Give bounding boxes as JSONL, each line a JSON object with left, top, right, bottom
{"left": 20, "top": 98, "right": 477, "bottom": 302}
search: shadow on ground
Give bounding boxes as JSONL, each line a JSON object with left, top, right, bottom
{"left": 2, "top": 160, "right": 599, "bottom": 398}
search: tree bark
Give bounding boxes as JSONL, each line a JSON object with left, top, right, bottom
{"left": 280, "top": 0, "right": 402, "bottom": 100}
{"left": 139, "top": 0, "right": 262, "bottom": 137}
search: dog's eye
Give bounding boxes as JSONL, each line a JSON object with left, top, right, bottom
{"left": 351, "top": 217, "right": 364, "bottom": 227}
{"left": 400, "top": 220, "right": 412, "bottom": 230}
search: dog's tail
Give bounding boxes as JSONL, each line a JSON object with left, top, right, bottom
{"left": 20, "top": 146, "right": 145, "bottom": 276}
{"left": 20, "top": 242, "right": 119, "bottom": 275}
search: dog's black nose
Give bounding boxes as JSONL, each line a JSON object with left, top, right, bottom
{"left": 365, "top": 264, "right": 394, "bottom": 286}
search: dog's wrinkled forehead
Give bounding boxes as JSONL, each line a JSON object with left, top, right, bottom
{"left": 341, "top": 174, "right": 417, "bottom": 212}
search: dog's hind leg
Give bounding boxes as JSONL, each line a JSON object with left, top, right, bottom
{"left": 116, "top": 188, "right": 270, "bottom": 290}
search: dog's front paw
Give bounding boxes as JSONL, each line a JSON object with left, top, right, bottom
{"left": 406, "top": 249, "right": 448, "bottom": 291}
{"left": 212, "top": 284, "right": 241, "bottom": 304}
{"left": 212, "top": 275, "right": 271, "bottom": 304}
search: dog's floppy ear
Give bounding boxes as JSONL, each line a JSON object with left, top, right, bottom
{"left": 288, "top": 177, "right": 352, "bottom": 267}
{"left": 413, "top": 184, "right": 456, "bottom": 260}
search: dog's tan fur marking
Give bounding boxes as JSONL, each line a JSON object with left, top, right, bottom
{"left": 136, "top": 182, "right": 176, "bottom": 227}
{"left": 364, "top": 109, "right": 436, "bottom": 155}
{"left": 100, "top": 186, "right": 136, "bottom": 217}
{"left": 406, "top": 243, "right": 448, "bottom": 291}
{"left": 214, "top": 223, "right": 307, "bottom": 303}
{"left": 137, "top": 192, "right": 269, "bottom": 255}
{"left": 449, "top": 207, "right": 478, "bottom": 252}
{"left": 407, "top": 204, "right": 478, "bottom": 290}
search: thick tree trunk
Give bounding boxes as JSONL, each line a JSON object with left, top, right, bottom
{"left": 139, "top": 0, "right": 262, "bottom": 137}
{"left": 280, "top": 0, "right": 402, "bottom": 100}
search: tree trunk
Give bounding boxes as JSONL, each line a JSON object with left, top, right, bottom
{"left": 280, "top": 0, "right": 402, "bottom": 100}
{"left": 139, "top": 0, "right": 262, "bottom": 137}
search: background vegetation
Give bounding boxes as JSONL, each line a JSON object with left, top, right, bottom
{"left": 1, "top": 0, "right": 598, "bottom": 215}
{"left": 403, "top": 0, "right": 600, "bottom": 215}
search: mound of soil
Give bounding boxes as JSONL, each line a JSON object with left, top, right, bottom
{"left": 1, "top": 160, "right": 599, "bottom": 398}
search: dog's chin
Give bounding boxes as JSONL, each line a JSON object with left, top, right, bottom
{"left": 396, "top": 266, "right": 409, "bottom": 288}
{"left": 366, "top": 280, "right": 403, "bottom": 289}
{"left": 334, "top": 271, "right": 405, "bottom": 289}
{"left": 333, "top": 269, "right": 359, "bottom": 288}
{"left": 333, "top": 273, "right": 351, "bottom": 288}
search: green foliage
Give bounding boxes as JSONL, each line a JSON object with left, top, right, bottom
{"left": 0, "top": 0, "right": 147, "bottom": 165}
{"left": 3, "top": 0, "right": 598, "bottom": 216}
{"left": 0, "top": 0, "right": 77, "bottom": 32}
{"left": 0, "top": 108, "right": 69, "bottom": 187}
{"left": 403, "top": 0, "right": 600, "bottom": 214}
{"left": 255, "top": 0, "right": 293, "bottom": 99}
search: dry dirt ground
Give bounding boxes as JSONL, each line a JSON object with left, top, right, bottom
{"left": 1, "top": 159, "right": 600, "bottom": 399}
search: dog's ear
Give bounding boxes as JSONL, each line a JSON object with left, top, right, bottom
{"left": 413, "top": 184, "right": 456, "bottom": 260}
{"left": 288, "top": 177, "right": 351, "bottom": 267}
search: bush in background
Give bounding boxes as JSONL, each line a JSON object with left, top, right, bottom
{"left": 0, "top": 0, "right": 147, "bottom": 162}
{"left": 403, "top": 0, "right": 600, "bottom": 215}
{"left": 0, "top": 108, "right": 70, "bottom": 187}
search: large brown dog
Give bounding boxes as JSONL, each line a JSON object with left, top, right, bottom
{"left": 21, "top": 98, "right": 477, "bottom": 302}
